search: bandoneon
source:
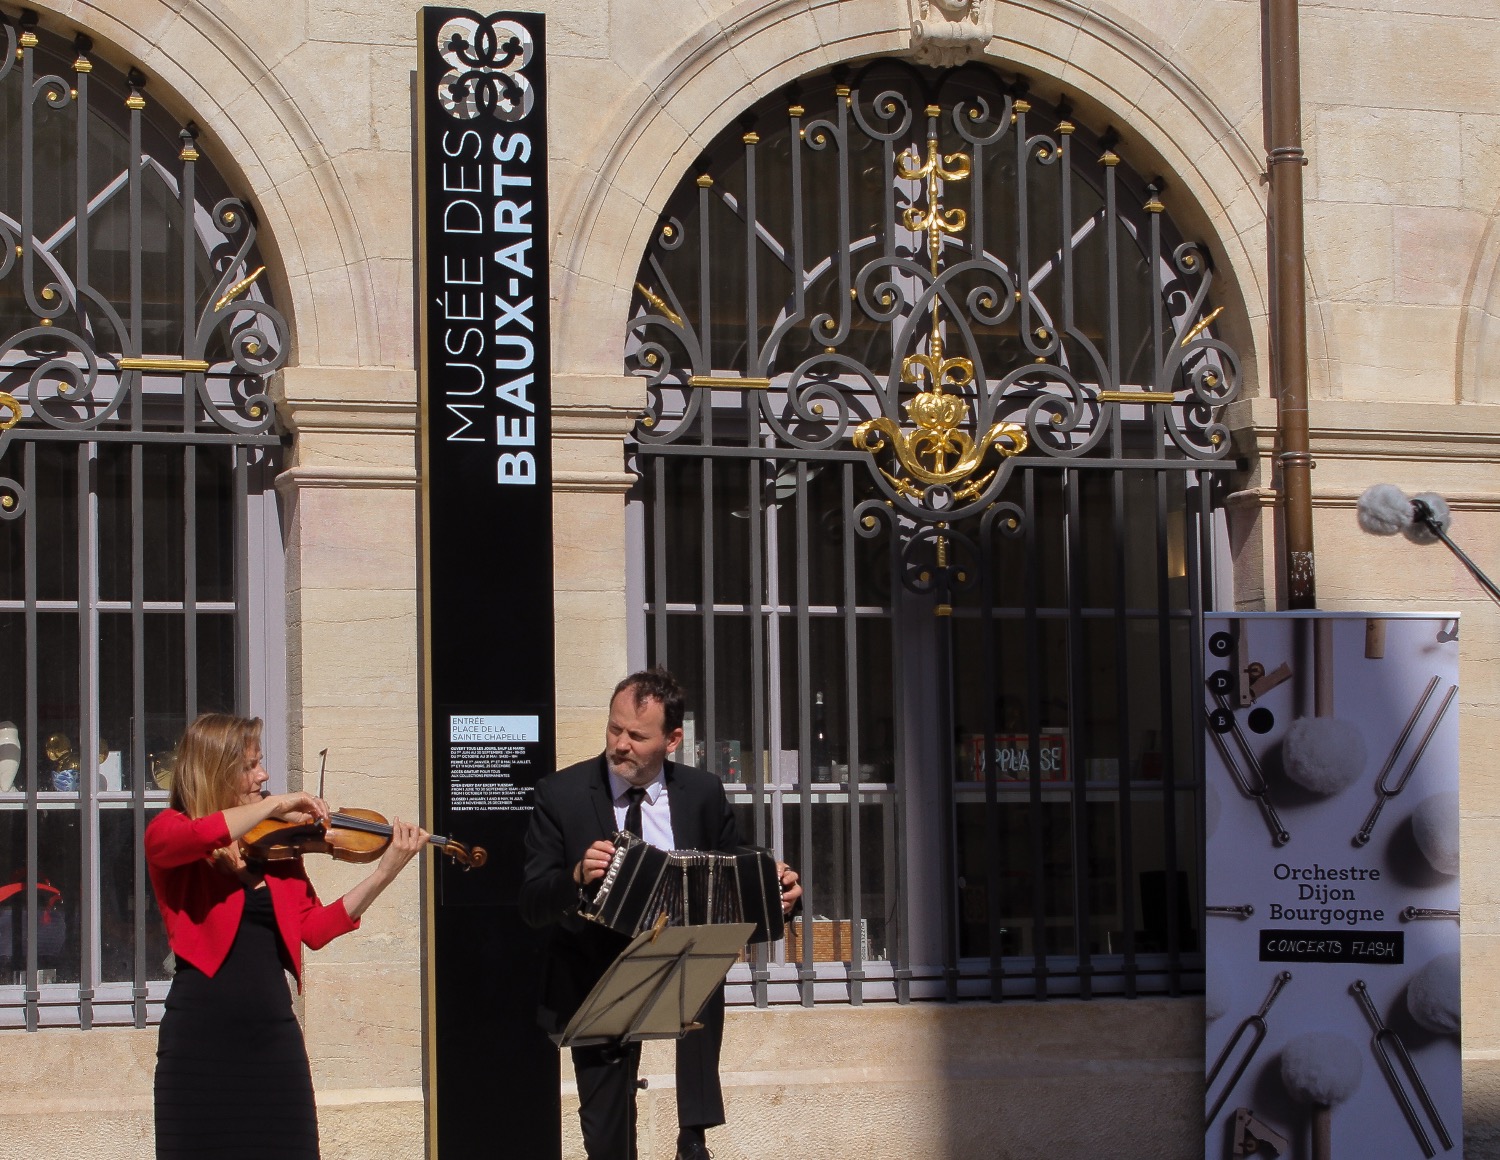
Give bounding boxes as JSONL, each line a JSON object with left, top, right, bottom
{"left": 580, "top": 832, "right": 785, "bottom": 945}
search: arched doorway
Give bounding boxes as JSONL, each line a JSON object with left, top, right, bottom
{"left": 623, "top": 60, "right": 1240, "bottom": 1004}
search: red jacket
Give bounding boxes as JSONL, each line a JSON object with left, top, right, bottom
{"left": 145, "top": 809, "right": 359, "bottom": 988}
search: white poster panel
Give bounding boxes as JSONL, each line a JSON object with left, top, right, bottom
{"left": 1204, "top": 613, "right": 1461, "bottom": 1159}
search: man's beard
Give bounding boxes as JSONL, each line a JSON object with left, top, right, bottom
{"left": 608, "top": 755, "right": 659, "bottom": 783}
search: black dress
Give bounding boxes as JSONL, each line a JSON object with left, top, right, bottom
{"left": 154, "top": 882, "right": 319, "bottom": 1158}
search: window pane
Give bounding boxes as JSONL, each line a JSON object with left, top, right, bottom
{"left": 958, "top": 799, "right": 1078, "bottom": 958}
{"left": 97, "top": 444, "right": 132, "bottom": 604}
{"left": 197, "top": 613, "right": 236, "bottom": 716}
{"left": 195, "top": 448, "right": 235, "bottom": 603}
{"left": 0, "top": 464, "right": 21, "bottom": 600}
{"left": 0, "top": 811, "right": 22, "bottom": 980}
{"left": 141, "top": 447, "right": 186, "bottom": 604}
{"left": 37, "top": 613, "right": 80, "bottom": 793}
{"left": 99, "top": 807, "right": 172, "bottom": 983}
{"left": 780, "top": 795, "right": 896, "bottom": 965}
{"left": 0, "top": 612, "right": 21, "bottom": 792}
{"left": 32, "top": 446, "right": 78, "bottom": 604}
{"left": 19, "top": 810, "right": 81, "bottom": 986}
{"left": 145, "top": 614, "right": 187, "bottom": 767}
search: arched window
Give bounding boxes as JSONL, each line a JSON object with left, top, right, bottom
{"left": 0, "top": 18, "right": 289, "bottom": 1030}
{"left": 624, "top": 61, "right": 1240, "bottom": 1004}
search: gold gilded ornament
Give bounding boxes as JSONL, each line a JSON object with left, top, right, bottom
{"left": 853, "top": 128, "right": 1025, "bottom": 504}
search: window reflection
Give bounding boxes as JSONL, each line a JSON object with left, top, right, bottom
{"left": 0, "top": 811, "right": 79, "bottom": 985}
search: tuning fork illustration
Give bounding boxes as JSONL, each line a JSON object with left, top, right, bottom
{"left": 1401, "top": 907, "right": 1459, "bottom": 923}
{"left": 1206, "top": 970, "right": 1293, "bottom": 1128}
{"left": 1353, "top": 676, "right": 1457, "bottom": 847}
{"left": 1207, "top": 690, "right": 1290, "bottom": 846}
{"left": 1351, "top": 979, "right": 1453, "bottom": 1156}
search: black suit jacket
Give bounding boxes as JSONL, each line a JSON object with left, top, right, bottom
{"left": 519, "top": 754, "right": 741, "bottom": 1034}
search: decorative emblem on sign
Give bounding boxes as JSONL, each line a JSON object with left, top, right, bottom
{"left": 853, "top": 113, "right": 1027, "bottom": 505}
{"left": 435, "top": 15, "right": 534, "bottom": 121}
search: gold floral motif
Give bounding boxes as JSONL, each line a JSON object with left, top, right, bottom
{"left": 0, "top": 391, "right": 21, "bottom": 431}
{"left": 854, "top": 406, "right": 1026, "bottom": 501}
{"left": 853, "top": 122, "right": 1025, "bottom": 503}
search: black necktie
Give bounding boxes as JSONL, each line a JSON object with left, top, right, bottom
{"left": 623, "top": 787, "right": 646, "bottom": 839}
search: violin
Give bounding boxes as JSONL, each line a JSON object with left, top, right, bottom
{"left": 241, "top": 808, "right": 488, "bottom": 870}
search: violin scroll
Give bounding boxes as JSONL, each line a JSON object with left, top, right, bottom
{"left": 439, "top": 839, "right": 488, "bottom": 870}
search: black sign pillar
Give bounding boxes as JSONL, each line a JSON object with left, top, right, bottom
{"left": 416, "top": 9, "right": 559, "bottom": 1156}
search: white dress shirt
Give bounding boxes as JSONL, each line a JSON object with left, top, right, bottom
{"left": 607, "top": 767, "right": 675, "bottom": 851}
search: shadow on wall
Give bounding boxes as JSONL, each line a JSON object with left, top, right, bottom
{"left": 611, "top": 998, "right": 1209, "bottom": 1160}
{"left": 1466, "top": 1061, "right": 1500, "bottom": 1156}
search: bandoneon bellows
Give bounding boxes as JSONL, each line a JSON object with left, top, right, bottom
{"left": 580, "top": 832, "right": 785, "bottom": 945}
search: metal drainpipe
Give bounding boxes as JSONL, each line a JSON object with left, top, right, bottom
{"left": 1265, "top": 0, "right": 1316, "bottom": 608}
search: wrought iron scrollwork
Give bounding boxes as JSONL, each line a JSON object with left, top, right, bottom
{"left": 625, "top": 62, "right": 1243, "bottom": 528}
{"left": 0, "top": 19, "right": 288, "bottom": 462}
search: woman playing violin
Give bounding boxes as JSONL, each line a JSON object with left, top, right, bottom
{"left": 145, "top": 713, "right": 426, "bottom": 1159}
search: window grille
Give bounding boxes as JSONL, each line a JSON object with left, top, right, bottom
{"left": 623, "top": 61, "right": 1241, "bottom": 1005}
{"left": 0, "top": 18, "right": 288, "bottom": 1030}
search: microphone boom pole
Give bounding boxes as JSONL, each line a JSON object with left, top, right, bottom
{"left": 1411, "top": 499, "right": 1500, "bottom": 607}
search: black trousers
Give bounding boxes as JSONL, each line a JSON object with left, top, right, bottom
{"left": 571, "top": 986, "right": 726, "bottom": 1160}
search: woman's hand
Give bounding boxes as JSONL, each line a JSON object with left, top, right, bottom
{"left": 376, "top": 817, "right": 427, "bottom": 879}
{"left": 342, "top": 817, "right": 430, "bottom": 921}
{"left": 265, "top": 791, "right": 330, "bottom": 827}
{"left": 222, "top": 790, "right": 330, "bottom": 842}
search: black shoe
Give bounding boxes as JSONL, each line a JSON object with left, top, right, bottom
{"left": 675, "top": 1139, "right": 712, "bottom": 1160}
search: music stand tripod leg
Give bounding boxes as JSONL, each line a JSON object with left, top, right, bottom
{"left": 613, "top": 942, "right": 696, "bottom": 1160}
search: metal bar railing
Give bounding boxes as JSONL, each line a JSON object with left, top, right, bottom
{"left": 130, "top": 443, "right": 148, "bottom": 1026}
{"left": 1156, "top": 472, "right": 1182, "bottom": 995}
{"left": 651, "top": 458, "right": 668, "bottom": 667}
{"left": 794, "top": 461, "right": 814, "bottom": 1006}
{"left": 979, "top": 507, "right": 1003, "bottom": 1000}
{"left": 76, "top": 443, "right": 95, "bottom": 1028}
{"left": 184, "top": 449, "right": 198, "bottom": 722}
{"left": 701, "top": 453, "right": 717, "bottom": 774}
{"left": 1064, "top": 469, "right": 1093, "bottom": 999}
{"left": 233, "top": 447, "right": 250, "bottom": 709}
{"left": 746, "top": 457, "right": 769, "bottom": 1007}
{"left": 1022, "top": 469, "right": 1047, "bottom": 995}
{"left": 22, "top": 442, "right": 39, "bottom": 1031}
{"left": 1112, "top": 468, "right": 1139, "bottom": 997}
{"left": 889, "top": 511, "right": 910, "bottom": 1005}
{"left": 841, "top": 462, "right": 864, "bottom": 1004}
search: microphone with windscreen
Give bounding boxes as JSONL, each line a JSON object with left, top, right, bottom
{"left": 1357, "top": 484, "right": 1500, "bottom": 605}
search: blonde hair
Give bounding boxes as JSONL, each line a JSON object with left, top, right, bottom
{"left": 169, "top": 713, "right": 263, "bottom": 821}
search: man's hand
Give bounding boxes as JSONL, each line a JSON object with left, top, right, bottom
{"left": 776, "top": 861, "right": 802, "bottom": 914}
{"left": 573, "top": 839, "right": 617, "bottom": 887}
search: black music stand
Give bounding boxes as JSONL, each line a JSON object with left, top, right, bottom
{"left": 556, "top": 921, "right": 754, "bottom": 1157}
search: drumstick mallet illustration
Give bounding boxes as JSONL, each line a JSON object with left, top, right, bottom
{"left": 1281, "top": 619, "right": 1365, "bottom": 798}
{"left": 1279, "top": 1031, "right": 1362, "bottom": 1160}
